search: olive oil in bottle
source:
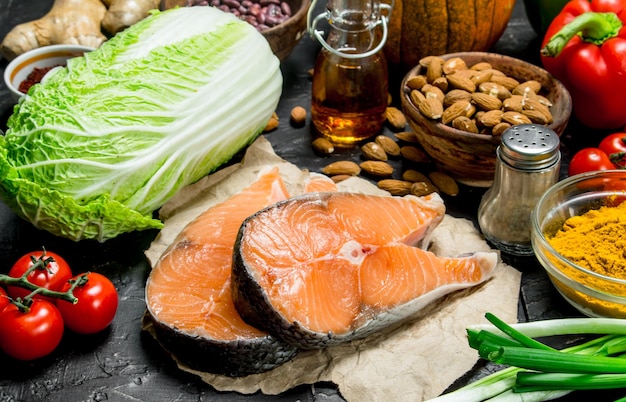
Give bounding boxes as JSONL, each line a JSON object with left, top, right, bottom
{"left": 309, "top": 0, "right": 392, "bottom": 146}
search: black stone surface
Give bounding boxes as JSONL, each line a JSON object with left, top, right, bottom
{"left": 0, "top": 1, "right": 623, "bottom": 401}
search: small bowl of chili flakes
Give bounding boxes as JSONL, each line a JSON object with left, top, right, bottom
{"left": 4, "top": 44, "right": 94, "bottom": 103}
{"left": 531, "top": 169, "right": 626, "bottom": 318}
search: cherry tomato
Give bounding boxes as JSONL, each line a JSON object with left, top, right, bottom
{"left": 57, "top": 272, "right": 118, "bottom": 334}
{"left": 7, "top": 251, "right": 73, "bottom": 302}
{"left": 0, "top": 299, "right": 64, "bottom": 360}
{"left": 568, "top": 148, "right": 616, "bottom": 177}
{"left": 598, "top": 133, "right": 626, "bottom": 168}
{"left": 0, "top": 288, "right": 9, "bottom": 312}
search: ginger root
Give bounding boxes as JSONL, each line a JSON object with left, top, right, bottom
{"left": 0, "top": 0, "right": 107, "bottom": 61}
{"left": 102, "top": 0, "right": 161, "bottom": 35}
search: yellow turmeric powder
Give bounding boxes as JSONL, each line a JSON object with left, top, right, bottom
{"left": 548, "top": 201, "right": 626, "bottom": 279}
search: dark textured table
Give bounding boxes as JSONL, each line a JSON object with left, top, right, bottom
{"left": 0, "top": 1, "right": 622, "bottom": 401}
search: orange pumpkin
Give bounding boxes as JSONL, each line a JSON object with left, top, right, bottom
{"left": 382, "top": 0, "right": 516, "bottom": 73}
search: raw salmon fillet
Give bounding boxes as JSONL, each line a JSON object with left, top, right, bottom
{"left": 232, "top": 192, "right": 498, "bottom": 349}
{"left": 145, "top": 167, "right": 298, "bottom": 376}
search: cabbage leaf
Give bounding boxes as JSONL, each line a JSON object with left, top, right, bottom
{"left": 0, "top": 7, "right": 282, "bottom": 242}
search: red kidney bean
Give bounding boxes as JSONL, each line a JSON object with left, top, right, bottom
{"left": 186, "top": 0, "right": 293, "bottom": 31}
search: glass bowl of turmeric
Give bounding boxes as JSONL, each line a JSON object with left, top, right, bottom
{"left": 531, "top": 169, "right": 626, "bottom": 318}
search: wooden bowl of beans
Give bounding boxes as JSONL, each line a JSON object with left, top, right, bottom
{"left": 161, "top": 0, "right": 310, "bottom": 61}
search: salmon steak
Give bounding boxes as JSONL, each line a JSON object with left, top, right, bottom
{"left": 232, "top": 192, "right": 498, "bottom": 349}
{"left": 144, "top": 167, "right": 300, "bottom": 377}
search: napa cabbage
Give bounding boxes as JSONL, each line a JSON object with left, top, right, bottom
{"left": 0, "top": 7, "right": 282, "bottom": 242}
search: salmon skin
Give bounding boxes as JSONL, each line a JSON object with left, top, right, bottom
{"left": 232, "top": 192, "right": 498, "bottom": 349}
{"left": 144, "top": 167, "right": 299, "bottom": 377}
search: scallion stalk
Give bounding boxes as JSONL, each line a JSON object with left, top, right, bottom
{"left": 425, "top": 314, "right": 626, "bottom": 402}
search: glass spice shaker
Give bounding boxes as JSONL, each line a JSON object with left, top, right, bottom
{"left": 308, "top": 0, "right": 392, "bottom": 146}
{"left": 478, "top": 124, "right": 561, "bottom": 257}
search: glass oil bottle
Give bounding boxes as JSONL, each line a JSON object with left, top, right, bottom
{"left": 308, "top": 0, "right": 392, "bottom": 146}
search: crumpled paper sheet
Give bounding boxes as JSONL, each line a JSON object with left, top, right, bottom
{"left": 144, "top": 136, "right": 522, "bottom": 402}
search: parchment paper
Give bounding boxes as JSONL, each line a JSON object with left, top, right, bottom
{"left": 144, "top": 136, "right": 522, "bottom": 402}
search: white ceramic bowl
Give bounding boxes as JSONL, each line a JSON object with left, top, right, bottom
{"left": 4, "top": 44, "right": 94, "bottom": 103}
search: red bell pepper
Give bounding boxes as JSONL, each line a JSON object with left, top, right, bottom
{"left": 540, "top": 0, "right": 626, "bottom": 130}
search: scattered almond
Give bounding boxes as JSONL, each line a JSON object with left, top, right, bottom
{"left": 361, "top": 142, "right": 388, "bottom": 161}
{"left": 290, "top": 106, "right": 307, "bottom": 127}
{"left": 312, "top": 137, "right": 334, "bottom": 154}
{"left": 400, "top": 145, "right": 430, "bottom": 163}
{"left": 377, "top": 179, "right": 413, "bottom": 196}
{"left": 385, "top": 107, "right": 407, "bottom": 130}
{"left": 263, "top": 112, "right": 279, "bottom": 132}
{"left": 331, "top": 174, "right": 352, "bottom": 183}
{"left": 402, "top": 169, "right": 431, "bottom": 183}
{"left": 321, "top": 160, "right": 361, "bottom": 176}
{"left": 360, "top": 160, "right": 394, "bottom": 177}
{"left": 394, "top": 131, "right": 419, "bottom": 143}
{"left": 375, "top": 135, "right": 401, "bottom": 157}
{"left": 429, "top": 171, "right": 459, "bottom": 196}
{"left": 410, "top": 181, "right": 438, "bottom": 196}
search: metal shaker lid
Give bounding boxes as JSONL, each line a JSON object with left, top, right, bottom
{"left": 499, "top": 124, "right": 561, "bottom": 170}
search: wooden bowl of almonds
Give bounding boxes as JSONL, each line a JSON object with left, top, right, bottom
{"left": 400, "top": 52, "right": 572, "bottom": 187}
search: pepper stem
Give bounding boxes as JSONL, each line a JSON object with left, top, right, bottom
{"left": 541, "top": 12, "right": 623, "bottom": 58}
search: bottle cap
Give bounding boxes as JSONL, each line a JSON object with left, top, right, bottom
{"left": 499, "top": 124, "right": 560, "bottom": 170}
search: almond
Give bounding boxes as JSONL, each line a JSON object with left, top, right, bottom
{"left": 290, "top": 106, "right": 307, "bottom": 127}
{"left": 422, "top": 84, "right": 445, "bottom": 103}
{"left": 375, "top": 135, "right": 401, "bottom": 157}
{"left": 447, "top": 73, "right": 476, "bottom": 93}
{"left": 263, "top": 112, "right": 279, "bottom": 131}
{"left": 386, "top": 107, "right": 407, "bottom": 130}
{"left": 394, "top": 131, "right": 419, "bottom": 143}
{"left": 429, "top": 171, "right": 459, "bottom": 196}
{"left": 426, "top": 58, "right": 444, "bottom": 83}
{"left": 471, "top": 92, "right": 503, "bottom": 111}
{"left": 470, "top": 70, "right": 494, "bottom": 85}
{"left": 523, "top": 99, "right": 553, "bottom": 124}
{"left": 442, "top": 100, "right": 475, "bottom": 125}
{"left": 312, "top": 137, "right": 334, "bottom": 154}
{"left": 331, "top": 174, "right": 352, "bottom": 183}
{"left": 503, "top": 95, "right": 524, "bottom": 112}
{"left": 418, "top": 97, "right": 444, "bottom": 120}
{"left": 321, "top": 160, "right": 360, "bottom": 176}
{"left": 443, "top": 89, "right": 472, "bottom": 108}
{"left": 490, "top": 75, "right": 520, "bottom": 91}
{"left": 432, "top": 76, "right": 449, "bottom": 92}
{"left": 479, "top": 109, "right": 504, "bottom": 127}
{"left": 521, "top": 109, "right": 552, "bottom": 125}
{"left": 377, "top": 179, "right": 413, "bottom": 196}
{"left": 478, "top": 82, "right": 512, "bottom": 100}
{"left": 402, "top": 169, "right": 431, "bottom": 183}
{"left": 451, "top": 116, "right": 479, "bottom": 133}
{"left": 361, "top": 141, "right": 388, "bottom": 161}
{"left": 442, "top": 57, "right": 467, "bottom": 75}
{"left": 360, "top": 160, "right": 394, "bottom": 177}
{"left": 406, "top": 75, "right": 428, "bottom": 91}
{"left": 492, "top": 122, "right": 511, "bottom": 136}
{"left": 419, "top": 55, "right": 444, "bottom": 69}
{"left": 410, "top": 181, "right": 438, "bottom": 196}
{"left": 410, "top": 89, "right": 426, "bottom": 106}
{"left": 502, "top": 111, "right": 533, "bottom": 125}
{"left": 469, "top": 62, "right": 493, "bottom": 71}
{"left": 400, "top": 145, "right": 430, "bottom": 163}
{"left": 513, "top": 80, "right": 542, "bottom": 96}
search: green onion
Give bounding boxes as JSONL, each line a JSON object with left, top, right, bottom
{"left": 425, "top": 314, "right": 626, "bottom": 402}
{"left": 515, "top": 372, "right": 626, "bottom": 391}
